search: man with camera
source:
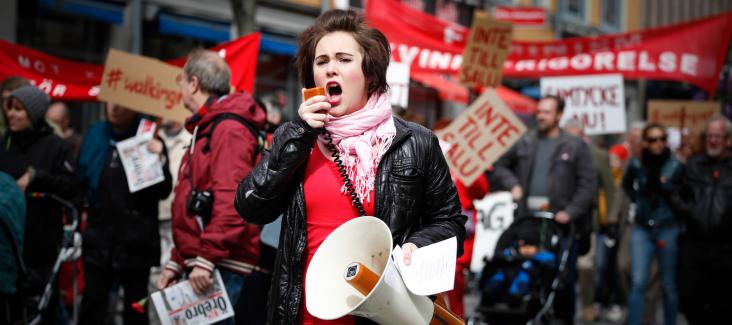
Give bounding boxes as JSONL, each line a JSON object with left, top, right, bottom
{"left": 156, "top": 50, "right": 266, "bottom": 316}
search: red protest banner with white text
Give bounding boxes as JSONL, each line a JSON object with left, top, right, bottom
{"left": 436, "top": 89, "right": 526, "bottom": 186}
{"left": 0, "top": 32, "right": 260, "bottom": 101}
{"left": 366, "top": 0, "right": 732, "bottom": 95}
{"left": 541, "top": 74, "right": 626, "bottom": 135}
{"left": 0, "top": 39, "right": 103, "bottom": 100}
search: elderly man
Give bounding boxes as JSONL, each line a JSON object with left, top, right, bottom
{"left": 156, "top": 50, "right": 265, "bottom": 324}
{"left": 672, "top": 114, "right": 732, "bottom": 324}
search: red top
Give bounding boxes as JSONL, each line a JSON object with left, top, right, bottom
{"left": 300, "top": 145, "right": 375, "bottom": 325}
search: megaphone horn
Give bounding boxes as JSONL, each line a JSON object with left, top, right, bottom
{"left": 345, "top": 262, "right": 463, "bottom": 325}
{"left": 305, "top": 217, "right": 464, "bottom": 325}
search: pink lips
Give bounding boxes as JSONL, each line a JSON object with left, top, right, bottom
{"left": 326, "top": 81, "right": 342, "bottom": 106}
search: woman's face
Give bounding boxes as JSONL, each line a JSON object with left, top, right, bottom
{"left": 643, "top": 127, "right": 667, "bottom": 155}
{"left": 3, "top": 98, "right": 32, "bottom": 132}
{"left": 312, "top": 31, "right": 368, "bottom": 117}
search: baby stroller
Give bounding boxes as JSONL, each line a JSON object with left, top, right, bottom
{"left": 472, "top": 212, "right": 574, "bottom": 325}
{"left": 4, "top": 192, "right": 82, "bottom": 325}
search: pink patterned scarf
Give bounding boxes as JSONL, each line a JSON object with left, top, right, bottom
{"left": 317, "top": 93, "right": 396, "bottom": 203}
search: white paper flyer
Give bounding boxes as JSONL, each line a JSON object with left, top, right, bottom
{"left": 115, "top": 132, "right": 164, "bottom": 193}
{"left": 151, "top": 270, "right": 234, "bottom": 325}
{"left": 391, "top": 236, "right": 457, "bottom": 296}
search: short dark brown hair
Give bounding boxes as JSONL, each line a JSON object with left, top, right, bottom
{"left": 295, "top": 9, "right": 391, "bottom": 97}
{"left": 540, "top": 95, "right": 565, "bottom": 113}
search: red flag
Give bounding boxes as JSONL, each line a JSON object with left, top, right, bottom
{"left": 0, "top": 32, "right": 261, "bottom": 100}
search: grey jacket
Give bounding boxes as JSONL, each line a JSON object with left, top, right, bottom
{"left": 492, "top": 129, "right": 597, "bottom": 233}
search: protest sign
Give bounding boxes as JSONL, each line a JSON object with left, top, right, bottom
{"left": 99, "top": 49, "right": 190, "bottom": 122}
{"left": 151, "top": 270, "right": 234, "bottom": 325}
{"left": 647, "top": 100, "right": 720, "bottom": 133}
{"left": 470, "top": 191, "right": 514, "bottom": 272}
{"left": 541, "top": 74, "right": 626, "bottom": 135}
{"left": 459, "top": 12, "right": 512, "bottom": 88}
{"left": 367, "top": 0, "right": 732, "bottom": 95}
{"left": 115, "top": 122, "right": 165, "bottom": 193}
{"left": 436, "top": 89, "right": 526, "bottom": 186}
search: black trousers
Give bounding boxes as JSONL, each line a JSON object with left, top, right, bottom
{"left": 79, "top": 263, "right": 150, "bottom": 325}
{"left": 678, "top": 241, "right": 732, "bottom": 325}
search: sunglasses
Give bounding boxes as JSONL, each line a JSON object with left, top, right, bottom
{"left": 645, "top": 136, "right": 667, "bottom": 143}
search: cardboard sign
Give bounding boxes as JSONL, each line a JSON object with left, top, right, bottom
{"left": 436, "top": 89, "right": 526, "bottom": 186}
{"left": 470, "top": 191, "right": 514, "bottom": 272}
{"left": 541, "top": 74, "right": 626, "bottom": 135}
{"left": 459, "top": 12, "right": 513, "bottom": 88}
{"left": 99, "top": 49, "right": 190, "bottom": 122}
{"left": 647, "top": 100, "right": 720, "bottom": 133}
{"left": 151, "top": 270, "right": 234, "bottom": 325}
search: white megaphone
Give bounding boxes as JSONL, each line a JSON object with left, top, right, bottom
{"left": 305, "top": 217, "right": 463, "bottom": 325}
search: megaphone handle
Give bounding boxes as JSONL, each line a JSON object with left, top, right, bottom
{"left": 430, "top": 303, "right": 465, "bottom": 325}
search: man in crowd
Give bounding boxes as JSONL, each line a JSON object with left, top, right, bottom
{"left": 156, "top": 50, "right": 265, "bottom": 324}
{"left": 493, "top": 95, "right": 597, "bottom": 324}
{"left": 45, "top": 101, "right": 82, "bottom": 158}
{"left": 672, "top": 114, "right": 732, "bottom": 324}
{"left": 564, "top": 118, "right": 621, "bottom": 322}
{"left": 77, "top": 103, "right": 172, "bottom": 325}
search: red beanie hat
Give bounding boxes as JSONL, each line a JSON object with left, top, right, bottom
{"left": 609, "top": 144, "right": 629, "bottom": 162}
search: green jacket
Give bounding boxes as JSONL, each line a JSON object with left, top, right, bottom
{"left": 0, "top": 171, "right": 25, "bottom": 294}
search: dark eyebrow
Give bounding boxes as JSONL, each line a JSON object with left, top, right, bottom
{"left": 314, "top": 52, "right": 355, "bottom": 60}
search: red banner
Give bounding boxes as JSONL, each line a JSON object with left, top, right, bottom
{"left": 494, "top": 6, "right": 546, "bottom": 26}
{"left": 366, "top": 0, "right": 732, "bottom": 95}
{"left": 0, "top": 32, "right": 260, "bottom": 101}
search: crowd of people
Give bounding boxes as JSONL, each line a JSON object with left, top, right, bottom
{"left": 0, "top": 8, "right": 730, "bottom": 325}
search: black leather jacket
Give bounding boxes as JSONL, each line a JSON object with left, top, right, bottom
{"left": 672, "top": 151, "right": 732, "bottom": 243}
{"left": 235, "top": 117, "right": 466, "bottom": 324}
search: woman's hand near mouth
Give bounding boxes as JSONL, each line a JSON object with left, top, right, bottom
{"left": 299, "top": 87, "right": 331, "bottom": 129}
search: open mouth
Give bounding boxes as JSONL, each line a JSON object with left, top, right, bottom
{"left": 326, "top": 82, "right": 342, "bottom": 106}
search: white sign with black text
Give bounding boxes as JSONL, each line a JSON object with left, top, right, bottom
{"left": 540, "top": 74, "right": 626, "bottom": 135}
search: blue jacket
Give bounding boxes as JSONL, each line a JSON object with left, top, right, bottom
{"left": 0, "top": 172, "right": 26, "bottom": 294}
{"left": 622, "top": 155, "right": 682, "bottom": 228}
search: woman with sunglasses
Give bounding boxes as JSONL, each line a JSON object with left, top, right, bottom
{"left": 621, "top": 123, "right": 682, "bottom": 325}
